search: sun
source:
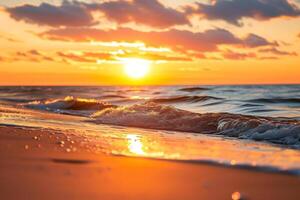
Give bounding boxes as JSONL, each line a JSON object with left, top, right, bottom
{"left": 123, "top": 58, "right": 150, "bottom": 79}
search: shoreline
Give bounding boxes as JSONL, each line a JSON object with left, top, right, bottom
{"left": 1, "top": 125, "right": 300, "bottom": 200}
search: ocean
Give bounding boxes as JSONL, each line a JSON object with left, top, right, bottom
{"left": 1, "top": 85, "right": 300, "bottom": 174}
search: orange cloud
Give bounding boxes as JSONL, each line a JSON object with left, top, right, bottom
{"left": 0, "top": 48, "right": 194, "bottom": 64}
{"left": 0, "top": 50, "right": 54, "bottom": 63}
{"left": 41, "top": 27, "right": 276, "bottom": 55}
{"left": 56, "top": 50, "right": 191, "bottom": 63}
{"left": 57, "top": 51, "right": 114, "bottom": 63}
{"left": 115, "top": 51, "right": 192, "bottom": 62}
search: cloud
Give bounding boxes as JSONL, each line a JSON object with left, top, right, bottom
{"left": 16, "top": 49, "right": 54, "bottom": 61}
{"left": 0, "top": 48, "right": 194, "bottom": 64}
{"left": 41, "top": 27, "right": 274, "bottom": 56}
{"left": 187, "top": 0, "right": 300, "bottom": 26}
{"left": 0, "top": 50, "right": 55, "bottom": 63}
{"left": 0, "top": 33, "right": 21, "bottom": 43}
{"left": 87, "top": 0, "right": 189, "bottom": 28}
{"left": 6, "top": 1, "right": 96, "bottom": 27}
{"left": 28, "top": 49, "right": 41, "bottom": 56}
{"left": 243, "top": 34, "right": 277, "bottom": 47}
{"left": 259, "top": 47, "right": 298, "bottom": 56}
{"left": 6, "top": 0, "right": 188, "bottom": 29}
{"left": 56, "top": 50, "right": 192, "bottom": 63}
{"left": 115, "top": 51, "right": 192, "bottom": 61}
{"left": 57, "top": 52, "right": 99, "bottom": 63}
{"left": 259, "top": 56, "right": 279, "bottom": 60}
{"left": 57, "top": 51, "right": 115, "bottom": 63}
{"left": 222, "top": 50, "right": 257, "bottom": 60}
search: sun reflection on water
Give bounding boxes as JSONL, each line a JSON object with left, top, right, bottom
{"left": 127, "top": 134, "right": 145, "bottom": 155}
{"left": 124, "top": 134, "right": 179, "bottom": 159}
{"left": 130, "top": 95, "right": 150, "bottom": 100}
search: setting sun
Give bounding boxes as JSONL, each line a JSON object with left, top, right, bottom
{"left": 123, "top": 59, "right": 150, "bottom": 79}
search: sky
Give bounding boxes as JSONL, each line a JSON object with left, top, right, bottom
{"left": 0, "top": 0, "right": 300, "bottom": 85}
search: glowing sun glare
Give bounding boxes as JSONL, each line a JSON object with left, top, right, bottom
{"left": 127, "top": 134, "right": 145, "bottom": 155}
{"left": 123, "top": 59, "right": 150, "bottom": 79}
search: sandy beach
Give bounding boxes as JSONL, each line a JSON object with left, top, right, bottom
{"left": 1, "top": 125, "right": 300, "bottom": 200}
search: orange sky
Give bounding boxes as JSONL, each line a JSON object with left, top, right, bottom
{"left": 0, "top": 0, "right": 300, "bottom": 85}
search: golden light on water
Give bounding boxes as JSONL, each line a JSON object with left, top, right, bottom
{"left": 123, "top": 59, "right": 150, "bottom": 79}
{"left": 126, "top": 134, "right": 145, "bottom": 155}
{"left": 124, "top": 134, "right": 176, "bottom": 159}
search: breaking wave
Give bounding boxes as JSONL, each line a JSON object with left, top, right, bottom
{"left": 24, "top": 96, "right": 300, "bottom": 147}
{"left": 26, "top": 96, "right": 116, "bottom": 114}
{"left": 92, "top": 102, "right": 300, "bottom": 147}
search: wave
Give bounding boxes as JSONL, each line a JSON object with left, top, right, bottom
{"left": 23, "top": 95, "right": 300, "bottom": 147}
{"left": 99, "top": 95, "right": 127, "bottom": 99}
{"left": 240, "top": 103, "right": 263, "bottom": 107}
{"left": 26, "top": 96, "right": 116, "bottom": 112}
{"left": 92, "top": 102, "right": 300, "bottom": 147}
{"left": 0, "top": 97, "right": 33, "bottom": 103}
{"left": 178, "top": 86, "right": 210, "bottom": 92}
{"left": 148, "top": 95, "right": 222, "bottom": 103}
{"left": 249, "top": 98, "right": 300, "bottom": 104}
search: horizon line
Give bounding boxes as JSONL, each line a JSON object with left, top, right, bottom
{"left": 0, "top": 83, "right": 299, "bottom": 87}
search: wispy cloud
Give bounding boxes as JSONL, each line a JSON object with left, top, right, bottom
{"left": 41, "top": 27, "right": 276, "bottom": 54}
{"left": 259, "top": 47, "right": 298, "bottom": 56}
{"left": 0, "top": 33, "right": 21, "bottom": 42}
{"left": 222, "top": 50, "right": 257, "bottom": 60}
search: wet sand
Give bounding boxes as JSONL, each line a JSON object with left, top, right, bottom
{"left": 0, "top": 126, "right": 300, "bottom": 200}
